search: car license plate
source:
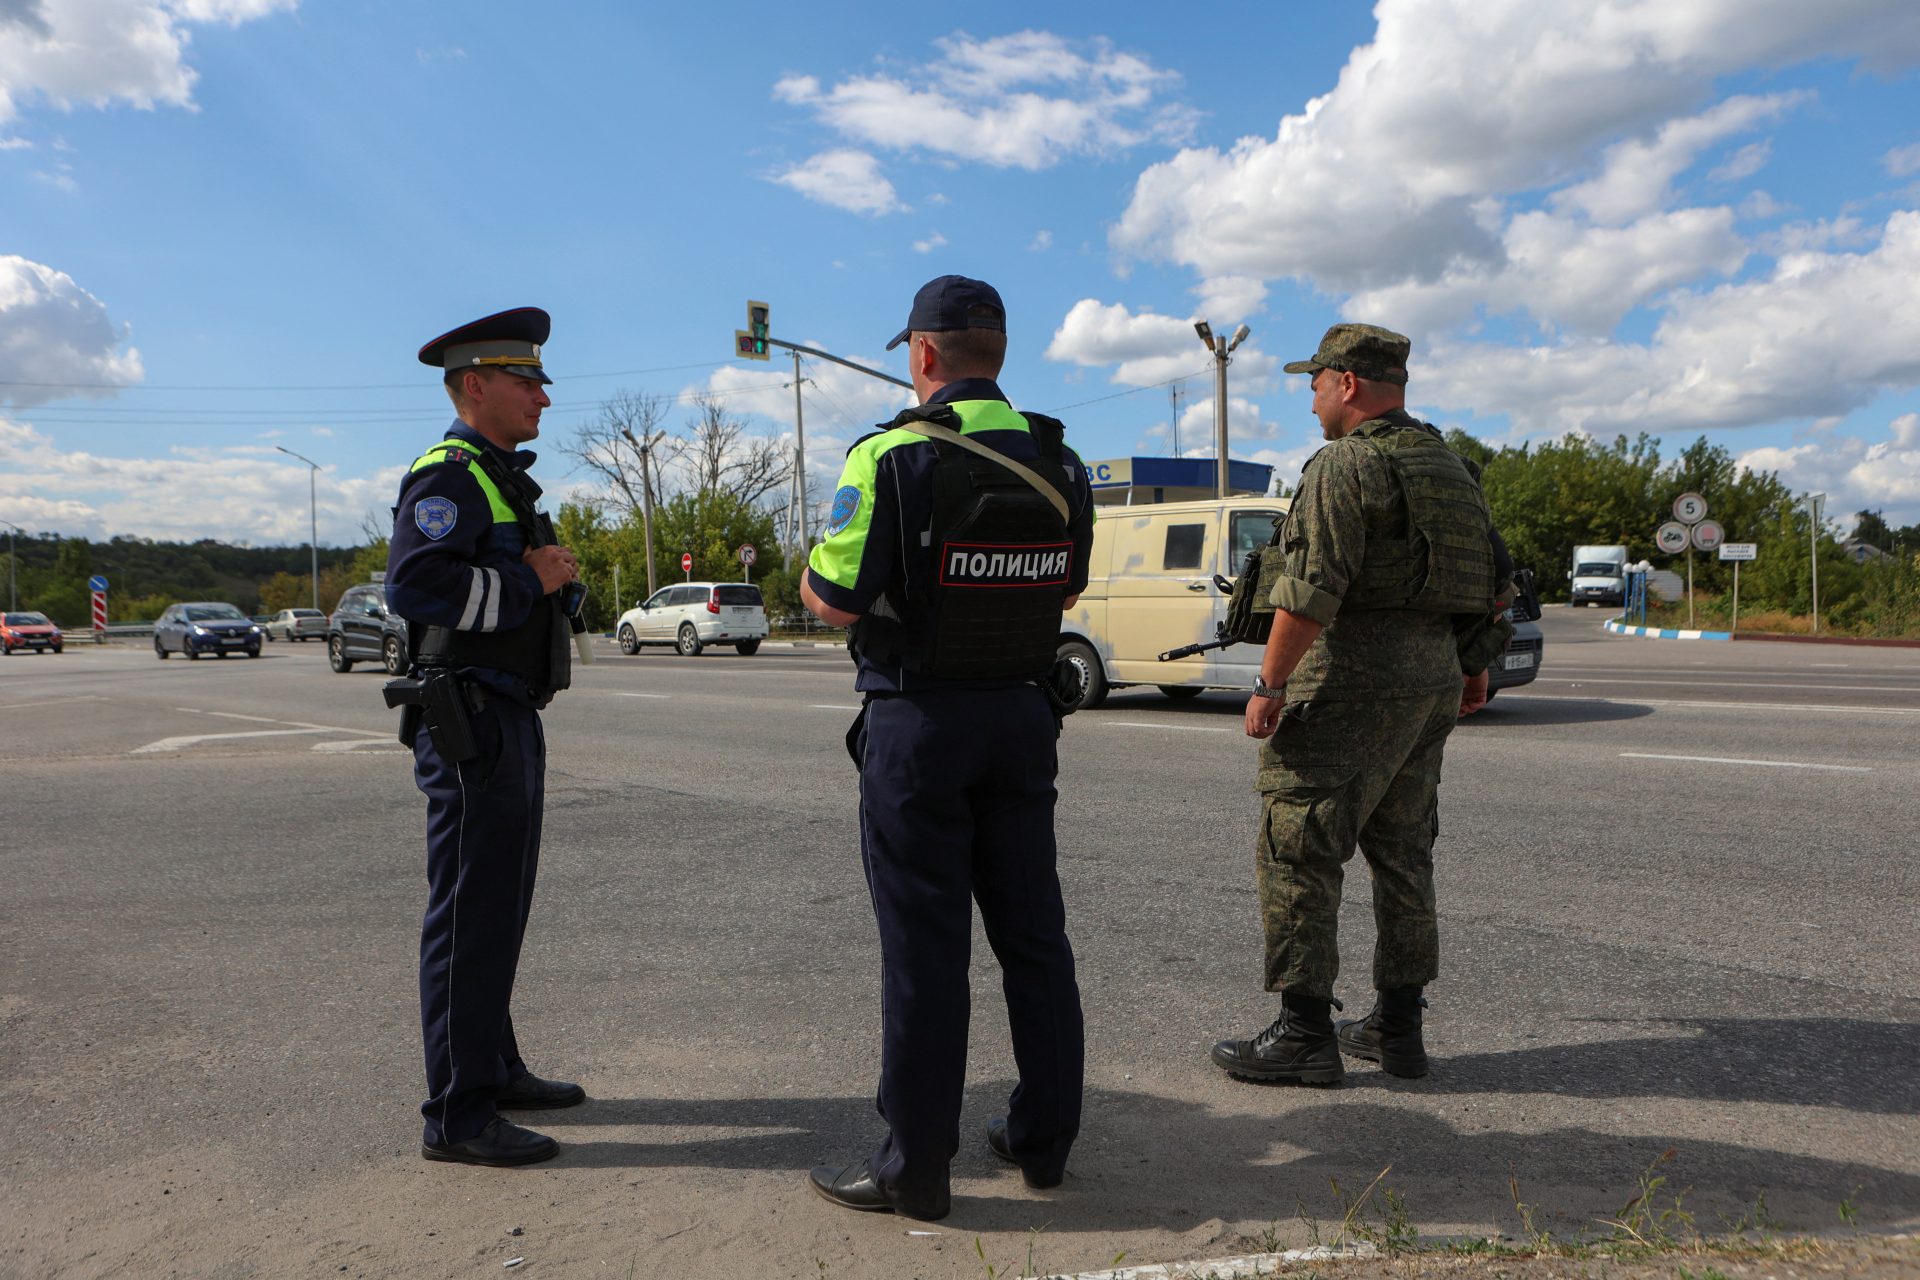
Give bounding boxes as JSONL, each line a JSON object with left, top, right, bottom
{"left": 1503, "top": 652, "right": 1534, "bottom": 670}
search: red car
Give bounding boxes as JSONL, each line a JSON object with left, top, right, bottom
{"left": 0, "top": 611, "right": 64, "bottom": 655}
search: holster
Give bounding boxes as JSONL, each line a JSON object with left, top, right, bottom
{"left": 383, "top": 671, "right": 486, "bottom": 763}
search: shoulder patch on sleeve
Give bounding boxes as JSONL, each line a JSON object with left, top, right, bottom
{"left": 825, "top": 485, "right": 862, "bottom": 537}
{"left": 414, "top": 496, "right": 458, "bottom": 540}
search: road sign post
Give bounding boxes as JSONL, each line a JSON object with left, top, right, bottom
{"left": 1671, "top": 494, "right": 1709, "bottom": 627}
{"left": 681, "top": 551, "right": 693, "bottom": 582}
{"left": 1719, "top": 542, "right": 1756, "bottom": 633}
{"left": 737, "top": 543, "right": 756, "bottom": 584}
{"left": 89, "top": 575, "right": 108, "bottom": 635}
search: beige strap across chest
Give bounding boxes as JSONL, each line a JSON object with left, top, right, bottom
{"left": 893, "top": 419, "right": 1071, "bottom": 522}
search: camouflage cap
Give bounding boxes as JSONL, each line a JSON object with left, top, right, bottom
{"left": 1282, "top": 323, "right": 1410, "bottom": 386}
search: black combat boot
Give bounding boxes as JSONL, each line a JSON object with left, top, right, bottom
{"left": 1335, "top": 985, "right": 1429, "bottom": 1078}
{"left": 1210, "top": 992, "right": 1344, "bottom": 1085}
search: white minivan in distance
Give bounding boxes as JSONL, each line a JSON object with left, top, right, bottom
{"left": 617, "top": 582, "right": 769, "bottom": 656}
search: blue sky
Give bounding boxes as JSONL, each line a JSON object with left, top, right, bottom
{"left": 4, "top": 0, "right": 1920, "bottom": 549}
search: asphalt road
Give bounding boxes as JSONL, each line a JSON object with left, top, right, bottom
{"left": 2, "top": 612, "right": 1916, "bottom": 1278}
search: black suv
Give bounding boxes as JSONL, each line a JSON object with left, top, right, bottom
{"left": 327, "top": 583, "right": 410, "bottom": 674}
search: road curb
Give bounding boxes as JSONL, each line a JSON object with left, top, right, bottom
{"left": 1603, "top": 618, "right": 1731, "bottom": 641}
{"left": 1602, "top": 618, "right": 1920, "bottom": 648}
{"left": 1053, "top": 1244, "right": 1378, "bottom": 1279}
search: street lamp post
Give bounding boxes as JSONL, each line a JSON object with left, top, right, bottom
{"left": 1193, "top": 320, "right": 1252, "bottom": 498}
{"left": 1808, "top": 491, "right": 1825, "bottom": 635}
{"left": 275, "top": 447, "right": 322, "bottom": 611}
{"left": 0, "top": 518, "right": 21, "bottom": 612}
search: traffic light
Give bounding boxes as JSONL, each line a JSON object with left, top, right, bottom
{"left": 734, "top": 299, "right": 771, "bottom": 361}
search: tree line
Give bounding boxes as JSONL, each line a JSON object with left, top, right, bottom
{"left": 7, "top": 402, "right": 1916, "bottom": 639}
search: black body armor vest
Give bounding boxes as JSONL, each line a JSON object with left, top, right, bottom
{"left": 853, "top": 405, "right": 1075, "bottom": 682}
{"left": 412, "top": 449, "right": 571, "bottom": 699}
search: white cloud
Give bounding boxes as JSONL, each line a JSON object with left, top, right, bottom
{"left": 911, "top": 231, "right": 947, "bottom": 254}
{"left": 1046, "top": 299, "right": 1209, "bottom": 387}
{"left": 31, "top": 164, "right": 74, "bottom": 191}
{"left": 1113, "top": 1, "right": 1919, "bottom": 293}
{"left": 1347, "top": 206, "right": 1749, "bottom": 338}
{"left": 774, "top": 30, "right": 1194, "bottom": 172}
{"left": 0, "top": 0, "right": 295, "bottom": 128}
{"left": 1709, "top": 140, "right": 1772, "bottom": 185}
{"left": 1884, "top": 142, "right": 1920, "bottom": 178}
{"left": 0, "top": 415, "right": 399, "bottom": 544}
{"left": 1739, "top": 190, "right": 1792, "bottom": 220}
{"left": 0, "top": 255, "right": 143, "bottom": 408}
{"left": 1737, "top": 413, "right": 1920, "bottom": 525}
{"left": 0, "top": 135, "right": 32, "bottom": 149}
{"left": 1192, "top": 275, "right": 1267, "bottom": 323}
{"left": 1419, "top": 211, "right": 1920, "bottom": 437}
{"left": 768, "top": 149, "right": 902, "bottom": 216}
{"left": 1029, "top": 229, "right": 1053, "bottom": 252}
{"left": 1552, "top": 94, "right": 1805, "bottom": 226}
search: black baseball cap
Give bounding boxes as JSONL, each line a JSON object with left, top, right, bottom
{"left": 886, "top": 275, "right": 1006, "bottom": 351}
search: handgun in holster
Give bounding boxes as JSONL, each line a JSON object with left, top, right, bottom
{"left": 383, "top": 671, "right": 484, "bottom": 763}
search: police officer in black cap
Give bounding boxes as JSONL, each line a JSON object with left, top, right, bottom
{"left": 386, "top": 307, "right": 586, "bottom": 1167}
{"left": 801, "top": 276, "right": 1095, "bottom": 1220}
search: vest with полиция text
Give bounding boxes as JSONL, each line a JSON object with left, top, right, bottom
{"left": 407, "top": 439, "right": 570, "bottom": 696}
{"left": 852, "top": 402, "right": 1075, "bottom": 682}
{"left": 1336, "top": 415, "right": 1498, "bottom": 615}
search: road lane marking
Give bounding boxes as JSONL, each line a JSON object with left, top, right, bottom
{"left": 0, "top": 696, "right": 109, "bottom": 710}
{"left": 1620, "top": 752, "right": 1871, "bottom": 772}
{"left": 1104, "top": 721, "right": 1231, "bottom": 733}
{"left": 1500, "top": 693, "right": 1919, "bottom": 715}
{"left": 608, "top": 692, "right": 672, "bottom": 699}
{"left": 808, "top": 704, "right": 861, "bottom": 710}
{"left": 1533, "top": 676, "right": 1920, "bottom": 693}
{"left": 135, "top": 728, "right": 333, "bottom": 753}
{"left": 312, "top": 739, "right": 407, "bottom": 753}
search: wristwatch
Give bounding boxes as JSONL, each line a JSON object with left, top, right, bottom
{"left": 1252, "top": 674, "right": 1284, "bottom": 700}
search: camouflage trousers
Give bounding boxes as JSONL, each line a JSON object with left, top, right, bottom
{"left": 1253, "top": 689, "right": 1460, "bottom": 1000}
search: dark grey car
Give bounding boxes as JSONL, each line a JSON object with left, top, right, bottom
{"left": 327, "top": 583, "right": 410, "bottom": 675}
{"left": 153, "top": 602, "right": 264, "bottom": 660}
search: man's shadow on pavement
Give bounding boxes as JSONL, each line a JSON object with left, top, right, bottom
{"left": 549, "top": 1063, "right": 1920, "bottom": 1233}
{"left": 1412, "top": 1016, "right": 1920, "bottom": 1115}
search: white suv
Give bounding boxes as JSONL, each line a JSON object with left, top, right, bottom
{"left": 617, "top": 582, "right": 769, "bottom": 656}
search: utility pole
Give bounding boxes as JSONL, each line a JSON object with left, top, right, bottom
{"left": 792, "top": 349, "right": 810, "bottom": 559}
{"left": 1169, "top": 383, "right": 1183, "bottom": 456}
{"left": 621, "top": 428, "right": 660, "bottom": 596}
{"left": 1, "top": 518, "right": 20, "bottom": 612}
{"left": 1809, "top": 491, "right": 1825, "bottom": 635}
{"left": 274, "top": 446, "right": 321, "bottom": 610}
{"left": 1193, "top": 321, "right": 1251, "bottom": 497}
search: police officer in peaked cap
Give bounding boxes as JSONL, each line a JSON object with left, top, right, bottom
{"left": 386, "top": 307, "right": 587, "bottom": 1167}
{"left": 800, "top": 275, "right": 1096, "bottom": 1220}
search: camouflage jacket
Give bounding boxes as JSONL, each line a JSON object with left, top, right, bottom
{"left": 1269, "top": 411, "right": 1462, "bottom": 702}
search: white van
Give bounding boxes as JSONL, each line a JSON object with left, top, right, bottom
{"left": 1056, "top": 497, "right": 1288, "bottom": 708}
{"left": 1055, "top": 497, "right": 1546, "bottom": 708}
{"left": 1569, "top": 544, "right": 1629, "bottom": 607}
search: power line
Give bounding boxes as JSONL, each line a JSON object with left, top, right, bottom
{"left": 1042, "top": 367, "right": 1208, "bottom": 414}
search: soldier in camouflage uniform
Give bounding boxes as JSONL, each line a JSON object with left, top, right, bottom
{"left": 1211, "top": 323, "right": 1511, "bottom": 1087}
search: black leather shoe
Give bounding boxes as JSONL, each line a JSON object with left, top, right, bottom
{"left": 986, "top": 1116, "right": 1063, "bottom": 1190}
{"left": 421, "top": 1116, "right": 559, "bottom": 1167}
{"left": 496, "top": 1071, "right": 586, "bottom": 1110}
{"left": 807, "top": 1159, "right": 950, "bottom": 1221}
{"left": 1211, "top": 995, "right": 1345, "bottom": 1085}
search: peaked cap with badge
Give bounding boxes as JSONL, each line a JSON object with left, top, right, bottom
{"left": 419, "top": 307, "right": 553, "bottom": 385}
{"left": 1283, "top": 323, "right": 1411, "bottom": 386}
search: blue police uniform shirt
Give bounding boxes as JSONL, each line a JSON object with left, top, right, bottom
{"left": 808, "top": 378, "right": 1096, "bottom": 693}
{"left": 387, "top": 421, "right": 548, "bottom": 702}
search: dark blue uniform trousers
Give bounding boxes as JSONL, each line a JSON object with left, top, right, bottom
{"left": 413, "top": 696, "right": 545, "bottom": 1146}
{"left": 858, "top": 685, "right": 1085, "bottom": 1203}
